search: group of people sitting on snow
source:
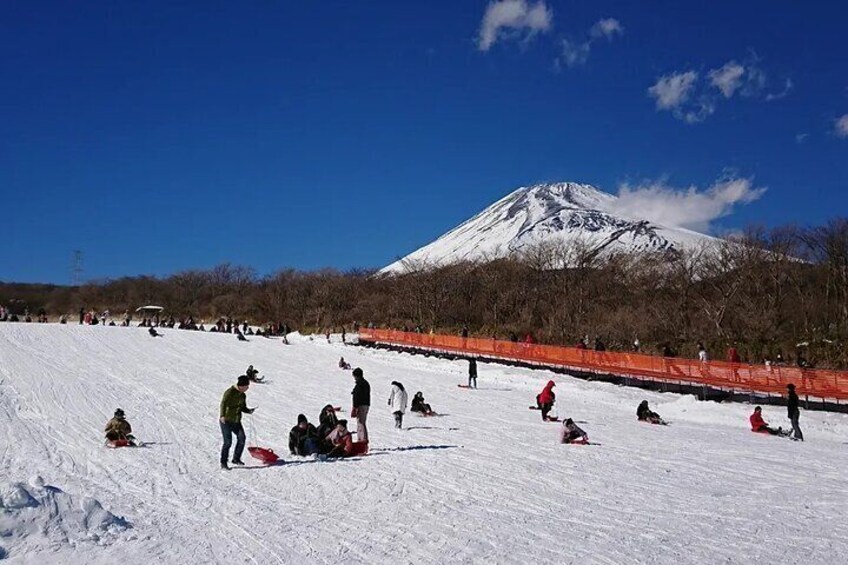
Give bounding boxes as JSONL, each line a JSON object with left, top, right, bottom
{"left": 288, "top": 406, "right": 364, "bottom": 459}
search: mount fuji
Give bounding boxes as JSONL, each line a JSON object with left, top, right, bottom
{"left": 381, "top": 182, "right": 718, "bottom": 273}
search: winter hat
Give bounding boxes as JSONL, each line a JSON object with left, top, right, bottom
{"left": 565, "top": 418, "right": 574, "bottom": 425}
{"left": 114, "top": 408, "right": 125, "bottom": 418}
{"left": 787, "top": 383, "right": 795, "bottom": 390}
{"left": 237, "top": 375, "right": 250, "bottom": 387}
{"left": 297, "top": 414, "right": 307, "bottom": 424}
{"left": 352, "top": 368, "right": 363, "bottom": 378}
{"left": 338, "top": 419, "right": 348, "bottom": 427}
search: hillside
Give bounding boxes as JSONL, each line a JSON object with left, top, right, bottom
{"left": 1, "top": 324, "right": 847, "bottom": 563}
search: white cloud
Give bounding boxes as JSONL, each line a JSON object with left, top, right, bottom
{"left": 766, "top": 78, "right": 794, "bottom": 101}
{"left": 708, "top": 61, "right": 745, "bottom": 98}
{"left": 590, "top": 18, "right": 623, "bottom": 40}
{"left": 610, "top": 177, "right": 767, "bottom": 232}
{"left": 796, "top": 133, "right": 809, "bottom": 144}
{"left": 557, "top": 17, "right": 623, "bottom": 68}
{"left": 477, "top": 0, "right": 553, "bottom": 52}
{"left": 835, "top": 114, "right": 848, "bottom": 138}
{"left": 648, "top": 71, "right": 699, "bottom": 110}
{"left": 560, "top": 39, "right": 590, "bottom": 67}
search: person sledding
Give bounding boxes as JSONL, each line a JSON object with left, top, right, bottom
{"left": 749, "top": 406, "right": 787, "bottom": 436}
{"left": 316, "top": 404, "right": 340, "bottom": 450}
{"left": 559, "top": 418, "right": 588, "bottom": 444}
{"left": 148, "top": 327, "right": 162, "bottom": 337}
{"left": 338, "top": 357, "right": 351, "bottom": 370}
{"left": 245, "top": 364, "right": 264, "bottom": 383}
{"left": 324, "top": 419, "right": 355, "bottom": 458}
{"left": 289, "top": 414, "right": 320, "bottom": 456}
{"left": 105, "top": 408, "right": 136, "bottom": 446}
{"left": 536, "top": 380, "right": 556, "bottom": 421}
{"left": 637, "top": 400, "right": 665, "bottom": 425}
{"left": 411, "top": 391, "right": 435, "bottom": 416}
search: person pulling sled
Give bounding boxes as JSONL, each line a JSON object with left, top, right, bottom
{"left": 105, "top": 408, "right": 136, "bottom": 446}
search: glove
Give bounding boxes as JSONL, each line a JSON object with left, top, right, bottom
{"left": 351, "top": 408, "right": 358, "bottom": 418}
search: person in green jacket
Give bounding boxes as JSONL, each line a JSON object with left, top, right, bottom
{"left": 219, "top": 375, "right": 255, "bottom": 470}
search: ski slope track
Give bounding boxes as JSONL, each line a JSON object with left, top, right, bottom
{"left": 382, "top": 182, "right": 717, "bottom": 273}
{"left": 1, "top": 324, "right": 847, "bottom": 564}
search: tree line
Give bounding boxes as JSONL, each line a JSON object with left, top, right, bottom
{"left": 2, "top": 218, "right": 847, "bottom": 368}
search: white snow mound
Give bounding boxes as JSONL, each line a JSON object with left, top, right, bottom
{"left": 0, "top": 476, "right": 130, "bottom": 559}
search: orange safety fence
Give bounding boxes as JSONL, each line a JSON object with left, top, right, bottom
{"left": 358, "top": 329, "right": 848, "bottom": 402}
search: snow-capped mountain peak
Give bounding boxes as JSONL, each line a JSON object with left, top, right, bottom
{"left": 381, "top": 182, "right": 716, "bottom": 273}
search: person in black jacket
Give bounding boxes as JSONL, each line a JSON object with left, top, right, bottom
{"left": 317, "top": 405, "right": 339, "bottom": 452}
{"left": 289, "top": 414, "right": 319, "bottom": 456}
{"left": 351, "top": 368, "right": 371, "bottom": 443}
{"left": 468, "top": 359, "right": 477, "bottom": 389}
{"left": 637, "top": 400, "right": 663, "bottom": 424}
{"left": 787, "top": 384, "right": 803, "bottom": 441}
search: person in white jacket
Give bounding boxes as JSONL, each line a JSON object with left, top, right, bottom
{"left": 388, "top": 381, "right": 409, "bottom": 429}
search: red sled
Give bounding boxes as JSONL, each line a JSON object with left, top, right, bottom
{"left": 565, "top": 438, "right": 590, "bottom": 445}
{"left": 107, "top": 439, "right": 132, "bottom": 448}
{"left": 349, "top": 441, "right": 369, "bottom": 456}
{"left": 248, "top": 446, "right": 281, "bottom": 465}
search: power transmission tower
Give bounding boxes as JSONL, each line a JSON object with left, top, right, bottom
{"left": 72, "top": 251, "right": 83, "bottom": 286}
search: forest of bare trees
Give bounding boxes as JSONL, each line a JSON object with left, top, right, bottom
{"left": 2, "top": 219, "right": 847, "bottom": 368}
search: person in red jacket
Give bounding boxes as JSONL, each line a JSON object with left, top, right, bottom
{"left": 536, "top": 381, "right": 556, "bottom": 421}
{"left": 727, "top": 346, "right": 741, "bottom": 363}
{"left": 749, "top": 406, "right": 784, "bottom": 435}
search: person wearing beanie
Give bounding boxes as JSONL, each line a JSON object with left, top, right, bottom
{"left": 468, "top": 358, "right": 478, "bottom": 389}
{"left": 289, "top": 413, "right": 319, "bottom": 456}
{"left": 219, "top": 375, "right": 255, "bottom": 469}
{"left": 388, "top": 381, "right": 408, "bottom": 429}
{"left": 786, "top": 384, "right": 803, "bottom": 441}
{"left": 104, "top": 408, "right": 135, "bottom": 446}
{"left": 351, "top": 368, "right": 371, "bottom": 443}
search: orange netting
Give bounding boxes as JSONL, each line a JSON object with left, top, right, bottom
{"left": 358, "top": 329, "right": 848, "bottom": 401}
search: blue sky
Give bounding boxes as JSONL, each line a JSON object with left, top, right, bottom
{"left": 1, "top": 1, "right": 846, "bottom": 284}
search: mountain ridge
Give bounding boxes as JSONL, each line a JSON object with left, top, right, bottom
{"left": 381, "top": 182, "right": 717, "bottom": 273}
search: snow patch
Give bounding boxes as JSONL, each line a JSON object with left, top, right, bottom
{"left": 0, "top": 476, "right": 130, "bottom": 560}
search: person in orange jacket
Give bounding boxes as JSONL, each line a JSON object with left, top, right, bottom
{"left": 536, "top": 380, "right": 556, "bottom": 421}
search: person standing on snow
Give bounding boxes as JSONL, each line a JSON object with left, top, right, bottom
{"left": 468, "top": 358, "right": 478, "bottom": 389}
{"left": 787, "top": 384, "right": 803, "bottom": 441}
{"left": 536, "top": 381, "right": 556, "bottom": 421}
{"left": 388, "top": 381, "right": 409, "bottom": 429}
{"left": 698, "top": 342, "right": 708, "bottom": 363}
{"left": 351, "top": 368, "right": 371, "bottom": 443}
{"left": 219, "top": 375, "right": 255, "bottom": 470}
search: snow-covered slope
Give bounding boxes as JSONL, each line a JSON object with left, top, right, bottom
{"left": 1, "top": 323, "right": 848, "bottom": 563}
{"left": 382, "top": 182, "right": 717, "bottom": 273}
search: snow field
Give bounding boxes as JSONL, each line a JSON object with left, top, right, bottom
{"left": 1, "top": 323, "right": 847, "bottom": 564}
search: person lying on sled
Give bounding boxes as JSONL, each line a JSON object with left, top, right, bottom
{"left": 559, "top": 418, "right": 588, "bottom": 444}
